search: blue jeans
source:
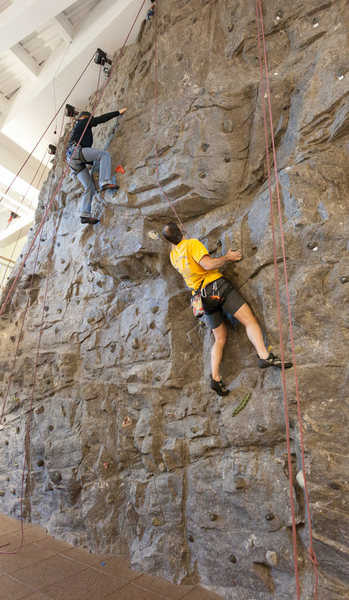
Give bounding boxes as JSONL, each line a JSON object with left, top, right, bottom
{"left": 76, "top": 148, "right": 112, "bottom": 216}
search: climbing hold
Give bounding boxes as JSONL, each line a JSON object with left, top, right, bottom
{"left": 152, "top": 517, "right": 162, "bottom": 527}
{"left": 188, "top": 534, "right": 194, "bottom": 542}
{"left": 329, "top": 481, "right": 341, "bottom": 490}
{"left": 103, "top": 462, "right": 109, "bottom": 470}
{"left": 10, "top": 336, "right": 15, "bottom": 343}
{"left": 115, "top": 165, "right": 125, "bottom": 174}
{"left": 266, "top": 550, "right": 278, "bottom": 566}
{"left": 339, "top": 276, "right": 349, "bottom": 284}
{"left": 37, "top": 460, "right": 45, "bottom": 467}
{"left": 276, "top": 10, "right": 283, "bottom": 20}
{"left": 257, "top": 425, "right": 267, "bottom": 433}
{"left": 148, "top": 230, "right": 161, "bottom": 240}
{"left": 222, "top": 120, "right": 233, "bottom": 133}
{"left": 266, "top": 512, "right": 275, "bottom": 521}
{"left": 210, "top": 513, "right": 218, "bottom": 521}
{"left": 0, "top": 491, "right": 5, "bottom": 497}
{"left": 198, "top": 172, "right": 206, "bottom": 179}
{"left": 48, "top": 425, "right": 54, "bottom": 431}
{"left": 100, "top": 562, "right": 106, "bottom": 566}
{"left": 190, "top": 426, "right": 199, "bottom": 434}
{"left": 131, "top": 338, "right": 140, "bottom": 349}
{"left": 10, "top": 488, "right": 16, "bottom": 495}
{"left": 296, "top": 470, "right": 305, "bottom": 489}
{"left": 122, "top": 416, "right": 132, "bottom": 428}
{"left": 307, "top": 242, "right": 317, "bottom": 250}
{"left": 312, "top": 18, "right": 319, "bottom": 28}
{"left": 202, "top": 143, "right": 210, "bottom": 152}
{"left": 234, "top": 476, "right": 246, "bottom": 490}
{"left": 48, "top": 144, "right": 56, "bottom": 155}
{"left": 224, "top": 156, "right": 231, "bottom": 163}
{"left": 232, "top": 392, "right": 251, "bottom": 417}
{"left": 65, "top": 104, "right": 78, "bottom": 118}
{"left": 229, "top": 554, "right": 237, "bottom": 564}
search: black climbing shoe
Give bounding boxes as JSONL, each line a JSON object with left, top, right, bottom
{"left": 258, "top": 352, "right": 293, "bottom": 369}
{"left": 210, "top": 376, "right": 230, "bottom": 396}
{"left": 80, "top": 216, "right": 99, "bottom": 225}
{"left": 101, "top": 183, "right": 119, "bottom": 192}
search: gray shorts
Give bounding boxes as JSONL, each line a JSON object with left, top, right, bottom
{"left": 202, "top": 277, "right": 245, "bottom": 330}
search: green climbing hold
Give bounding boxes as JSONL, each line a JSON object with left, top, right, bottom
{"left": 232, "top": 392, "right": 251, "bottom": 417}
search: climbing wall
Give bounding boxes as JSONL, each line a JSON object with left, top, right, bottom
{"left": 0, "top": 1, "right": 348, "bottom": 599}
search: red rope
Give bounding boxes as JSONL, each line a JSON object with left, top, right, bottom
{"left": 153, "top": 4, "right": 186, "bottom": 232}
{"left": 0, "top": 170, "right": 55, "bottom": 554}
{"left": 3, "top": 148, "right": 47, "bottom": 233}
{"left": 0, "top": 0, "right": 147, "bottom": 318}
{"left": 255, "top": 1, "right": 318, "bottom": 597}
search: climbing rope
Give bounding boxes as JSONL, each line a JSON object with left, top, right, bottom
{"left": 3, "top": 147, "right": 47, "bottom": 233}
{"left": 0, "top": 168, "right": 56, "bottom": 555}
{"left": 153, "top": 3, "right": 186, "bottom": 232}
{"left": 0, "top": 0, "right": 148, "bottom": 554}
{"left": 255, "top": 1, "right": 318, "bottom": 597}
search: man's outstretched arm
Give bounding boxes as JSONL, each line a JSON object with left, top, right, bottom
{"left": 199, "top": 249, "right": 242, "bottom": 271}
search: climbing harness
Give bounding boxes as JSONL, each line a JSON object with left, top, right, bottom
{"left": 255, "top": 1, "right": 318, "bottom": 597}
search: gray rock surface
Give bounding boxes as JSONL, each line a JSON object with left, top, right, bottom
{"left": 0, "top": 1, "right": 348, "bottom": 598}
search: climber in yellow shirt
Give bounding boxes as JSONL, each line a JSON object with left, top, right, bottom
{"left": 163, "top": 222, "right": 292, "bottom": 396}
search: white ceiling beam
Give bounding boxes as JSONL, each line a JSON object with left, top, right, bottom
{"left": 52, "top": 13, "right": 74, "bottom": 43}
{"left": 0, "top": 132, "right": 47, "bottom": 187}
{"left": 9, "top": 44, "right": 39, "bottom": 79}
{"left": 0, "top": 93, "right": 9, "bottom": 113}
{"left": 0, "top": 0, "right": 80, "bottom": 55}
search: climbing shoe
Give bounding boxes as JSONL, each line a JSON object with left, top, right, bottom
{"left": 101, "top": 183, "right": 119, "bottom": 192}
{"left": 210, "top": 376, "right": 230, "bottom": 396}
{"left": 258, "top": 352, "right": 293, "bottom": 369}
{"left": 80, "top": 216, "right": 99, "bottom": 225}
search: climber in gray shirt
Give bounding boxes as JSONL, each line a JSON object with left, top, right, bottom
{"left": 66, "top": 108, "right": 126, "bottom": 225}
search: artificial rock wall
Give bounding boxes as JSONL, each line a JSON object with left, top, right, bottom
{"left": 0, "top": 1, "right": 348, "bottom": 599}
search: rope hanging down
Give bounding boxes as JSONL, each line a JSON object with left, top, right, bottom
{"left": 0, "top": 0, "right": 148, "bottom": 319}
{"left": 153, "top": 3, "right": 186, "bottom": 232}
{"left": 0, "top": 0, "right": 148, "bottom": 553}
{"left": 0, "top": 170, "right": 56, "bottom": 555}
{"left": 255, "top": 1, "right": 318, "bottom": 598}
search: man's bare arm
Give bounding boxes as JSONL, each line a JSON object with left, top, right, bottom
{"left": 199, "top": 249, "right": 242, "bottom": 271}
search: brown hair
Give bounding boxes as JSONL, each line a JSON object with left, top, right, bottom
{"left": 162, "top": 222, "right": 183, "bottom": 245}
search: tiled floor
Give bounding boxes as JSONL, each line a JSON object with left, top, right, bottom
{"left": 0, "top": 515, "right": 223, "bottom": 600}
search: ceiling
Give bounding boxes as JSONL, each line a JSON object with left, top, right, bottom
{"left": 0, "top": 0, "right": 148, "bottom": 251}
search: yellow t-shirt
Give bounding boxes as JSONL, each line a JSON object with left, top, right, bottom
{"left": 170, "top": 239, "right": 222, "bottom": 292}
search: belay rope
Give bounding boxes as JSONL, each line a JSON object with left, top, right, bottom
{"left": 255, "top": 1, "right": 319, "bottom": 598}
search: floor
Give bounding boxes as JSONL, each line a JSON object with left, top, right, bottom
{"left": 0, "top": 514, "right": 223, "bottom": 600}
